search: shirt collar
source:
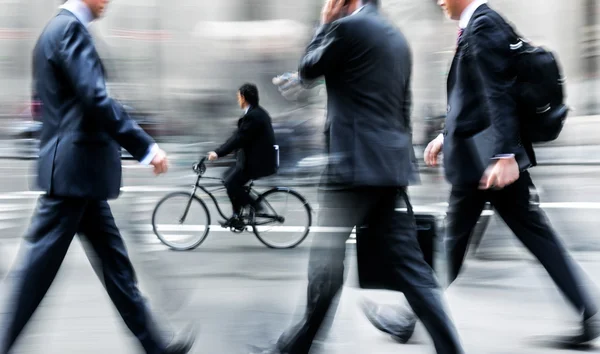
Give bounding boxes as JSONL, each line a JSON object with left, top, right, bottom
{"left": 244, "top": 105, "right": 251, "bottom": 114}
{"left": 60, "top": 0, "right": 94, "bottom": 27}
{"left": 459, "top": 0, "right": 487, "bottom": 29}
{"left": 351, "top": 4, "right": 366, "bottom": 16}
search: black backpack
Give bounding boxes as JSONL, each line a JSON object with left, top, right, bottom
{"left": 469, "top": 11, "right": 569, "bottom": 143}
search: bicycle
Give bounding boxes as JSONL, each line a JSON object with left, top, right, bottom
{"left": 151, "top": 157, "right": 313, "bottom": 251}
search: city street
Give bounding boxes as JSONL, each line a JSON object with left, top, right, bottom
{"left": 1, "top": 158, "right": 600, "bottom": 353}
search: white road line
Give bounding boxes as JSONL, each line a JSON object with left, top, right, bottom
{"left": 137, "top": 233, "right": 358, "bottom": 246}
{"left": 433, "top": 202, "right": 600, "bottom": 210}
{"left": 4, "top": 190, "right": 600, "bottom": 212}
{"left": 141, "top": 224, "right": 349, "bottom": 233}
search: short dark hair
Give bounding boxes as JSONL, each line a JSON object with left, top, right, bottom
{"left": 239, "top": 83, "right": 259, "bottom": 107}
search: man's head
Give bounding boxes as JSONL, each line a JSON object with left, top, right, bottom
{"left": 237, "top": 83, "right": 259, "bottom": 110}
{"left": 82, "top": 0, "right": 109, "bottom": 19}
{"left": 437, "top": 0, "right": 473, "bottom": 21}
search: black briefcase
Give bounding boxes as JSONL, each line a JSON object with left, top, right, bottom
{"left": 356, "top": 213, "right": 438, "bottom": 292}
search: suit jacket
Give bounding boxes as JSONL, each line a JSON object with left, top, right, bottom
{"left": 300, "top": 4, "right": 418, "bottom": 188}
{"left": 442, "top": 4, "right": 536, "bottom": 186}
{"left": 215, "top": 106, "right": 277, "bottom": 179}
{"left": 33, "top": 10, "right": 154, "bottom": 200}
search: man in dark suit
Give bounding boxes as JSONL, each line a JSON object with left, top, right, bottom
{"left": 250, "top": 1, "right": 464, "bottom": 353}
{"left": 364, "top": 0, "right": 600, "bottom": 347}
{"left": 0, "top": 1, "right": 194, "bottom": 353}
{"left": 207, "top": 83, "right": 277, "bottom": 228}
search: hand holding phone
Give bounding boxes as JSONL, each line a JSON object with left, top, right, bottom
{"left": 321, "top": 0, "right": 348, "bottom": 24}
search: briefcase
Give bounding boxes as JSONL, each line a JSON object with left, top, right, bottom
{"left": 356, "top": 213, "right": 438, "bottom": 292}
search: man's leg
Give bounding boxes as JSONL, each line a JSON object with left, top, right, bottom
{"left": 0, "top": 196, "right": 85, "bottom": 354}
{"left": 364, "top": 190, "right": 464, "bottom": 353}
{"left": 78, "top": 200, "right": 192, "bottom": 354}
{"left": 444, "top": 186, "right": 489, "bottom": 284}
{"left": 223, "top": 167, "right": 251, "bottom": 216}
{"left": 362, "top": 185, "right": 486, "bottom": 343}
{"left": 489, "top": 172, "right": 599, "bottom": 343}
{"left": 274, "top": 188, "right": 374, "bottom": 354}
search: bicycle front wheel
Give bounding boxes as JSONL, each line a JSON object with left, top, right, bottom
{"left": 253, "top": 188, "right": 312, "bottom": 249}
{"left": 152, "top": 192, "right": 211, "bottom": 251}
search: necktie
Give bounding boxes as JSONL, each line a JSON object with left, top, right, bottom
{"left": 457, "top": 28, "right": 464, "bottom": 47}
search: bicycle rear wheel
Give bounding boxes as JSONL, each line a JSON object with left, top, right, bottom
{"left": 152, "top": 192, "right": 211, "bottom": 251}
{"left": 252, "top": 188, "right": 312, "bottom": 249}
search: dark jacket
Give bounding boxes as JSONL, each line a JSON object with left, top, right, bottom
{"left": 299, "top": 4, "right": 418, "bottom": 187}
{"left": 33, "top": 10, "right": 154, "bottom": 200}
{"left": 215, "top": 106, "right": 277, "bottom": 179}
{"left": 442, "top": 4, "right": 535, "bottom": 186}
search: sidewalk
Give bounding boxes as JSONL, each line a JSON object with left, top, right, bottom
{"left": 2, "top": 237, "right": 600, "bottom": 354}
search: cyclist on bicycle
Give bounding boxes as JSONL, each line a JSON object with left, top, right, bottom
{"left": 207, "top": 83, "right": 277, "bottom": 229}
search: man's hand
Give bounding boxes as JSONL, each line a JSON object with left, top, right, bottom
{"left": 479, "top": 157, "right": 520, "bottom": 190}
{"left": 150, "top": 149, "right": 168, "bottom": 175}
{"left": 207, "top": 151, "right": 219, "bottom": 161}
{"left": 321, "top": 0, "right": 346, "bottom": 24}
{"left": 424, "top": 135, "right": 444, "bottom": 167}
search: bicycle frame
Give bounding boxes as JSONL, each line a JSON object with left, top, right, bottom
{"left": 179, "top": 173, "right": 281, "bottom": 226}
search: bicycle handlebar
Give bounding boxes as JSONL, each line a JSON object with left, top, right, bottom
{"left": 193, "top": 157, "right": 208, "bottom": 175}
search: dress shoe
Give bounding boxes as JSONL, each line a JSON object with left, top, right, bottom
{"left": 360, "top": 298, "right": 417, "bottom": 344}
{"left": 551, "top": 313, "right": 600, "bottom": 348}
{"left": 219, "top": 215, "right": 245, "bottom": 230}
{"left": 165, "top": 325, "right": 196, "bottom": 354}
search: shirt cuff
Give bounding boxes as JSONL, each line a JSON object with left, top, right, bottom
{"left": 492, "top": 154, "right": 515, "bottom": 160}
{"left": 139, "top": 143, "right": 159, "bottom": 165}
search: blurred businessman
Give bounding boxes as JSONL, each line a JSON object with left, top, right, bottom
{"left": 364, "top": 0, "right": 600, "bottom": 348}
{"left": 0, "top": 1, "right": 194, "bottom": 353}
{"left": 250, "top": 0, "right": 464, "bottom": 353}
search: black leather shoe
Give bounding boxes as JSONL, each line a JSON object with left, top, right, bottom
{"left": 550, "top": 313, "right": 600, "bottom": 348}
{"left": 165, "top": 325, "right": 196, "bottom": 354}
{"left": 220, "top": 215, "right": 244, "bottom": 229}
{"left": 361, "top": 298, "right": 417, "bottom": 344}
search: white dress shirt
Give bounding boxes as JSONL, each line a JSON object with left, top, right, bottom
{"left": 459, "top": 0, "right": 488, "bottom": 29}
{"left": 60, "top": 0, "right": 93, "bottom": 27}
{"left": 351, "top": 4, "right": 366, "bottom": 16}
{"left": 60, "top": 0, "right": 159, "bottom": 165}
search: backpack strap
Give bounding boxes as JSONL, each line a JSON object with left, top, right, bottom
{"left": 464, "top": 7, "right": 524, "bottom": 54}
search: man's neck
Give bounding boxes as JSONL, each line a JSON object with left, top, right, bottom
{"left": 61, "top": 0, "right": 94, "bottom": 27}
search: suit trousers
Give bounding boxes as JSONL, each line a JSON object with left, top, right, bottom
{"left": 0, "top": 196, "right": 167, "bottom": 354}
{"left": 223, "top": 166, "right": 254, "bottom": 215}
{"left": 276, "top": 186, "right": 464, "bottom": 354}
{"left": 445, "top": 171, "right": 597, "bottom": 318}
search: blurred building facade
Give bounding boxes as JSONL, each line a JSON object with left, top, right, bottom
{"left": 0, "top": 0, "right": 598, "bottom": 143}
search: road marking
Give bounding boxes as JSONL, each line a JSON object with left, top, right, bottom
{"left": 136, "top": 233, "right": 358, "bottom": 247}
{"left": 5, "top": 190, "right": 600, "bottom": 212}
{"left": 433, "top": 202, "right": 600, "bottom": 210}
{"left": 143, "top": 224, "right": 344, "bottom": 233}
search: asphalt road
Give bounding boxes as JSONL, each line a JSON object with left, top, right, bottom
{"left": 1, "top": 156, "right": 600, "bottom": 353}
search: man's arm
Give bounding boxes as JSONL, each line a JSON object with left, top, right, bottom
{"left": 299, "top": 21, "right": 347, "bottom": 81}
{"left": 214, "top": 115, "right": 260, "bottom": 158}
{"left": 470, "top": 15, "right": 519, "bottom": 158}
{"left": 58, "top": 21, "right": 155, "bottom": 162}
